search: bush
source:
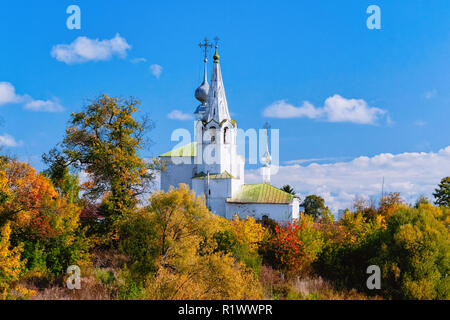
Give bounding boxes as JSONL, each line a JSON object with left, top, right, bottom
{"left": 315, "top": 203, "right": 449, "bottom": 300}
{"left": 372, "top": 204, "right": 449, "bottom": 299}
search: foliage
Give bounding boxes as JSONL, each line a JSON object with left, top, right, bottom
{"left": 267, "top": 223, "right": 305, "bottom": 274}
{"left": 0, "top": 160, "right": 91, "bottom": 276}
{"left": 372, "top": 204, "right": 449, "bottom": 299}
{"left": 118, "top": 209, "right": 160, "bottom": 280}
{"left": 281, "top": 185, "right": 296, "bottom": 195}
{"left": 230, "top": 215, "right": 266, "bottom": 253}
{"left": 144, "top": 251, "right": 262, "bottom": 300}
{"left": 433, "top": 177, "right": 450, "bottom": 207}
{"left": 301, "top": 195, "right": 327, "bottom": 221}
{"left": 296, "top": 214, "right": 325, "bottom": 274}
{"left": 43, "top": 94, "right": 162, "bottom": 221}
{"left": 378, "top": 192, "right": 404, "bottom": 218}
{"left": 315, "top": 202, "right": 449, "bottom": 300}
{"left": 119, "top": 185, "right": 262, "bottom": 299}
{"left": 42, "top": 153, "right": 80, "bottom": 203}
{"left": 0, "top": 222, "right": 34, "bottom": 300}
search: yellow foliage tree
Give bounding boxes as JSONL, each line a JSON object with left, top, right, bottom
{"left": 121, "top": 184, "right": 263, "bottom": 299}
{"left": 0, "top": 222, "right": 34, "bottom": 300}
{"left": 230, "top": 215, "right": 266, "bottom": 253}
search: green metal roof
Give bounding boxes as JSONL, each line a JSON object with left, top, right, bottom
{"left": 192, "top": 171, "right": 234, "bottom": 180}
{"left": 226, "top": 184, "right": 294, "bottom": 204}
{"left": 160, "top": 142, "right": 196, "bottom": 157}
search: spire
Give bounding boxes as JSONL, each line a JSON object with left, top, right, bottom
{"left": 206, "top": 42, "right": 230, "bottom": 123}
{"left": 261, "top": 122, "right": 272, "bottom": 184}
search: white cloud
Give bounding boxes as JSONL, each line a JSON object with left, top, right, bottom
{"left": 0, "top": 134, "right": 21, "bottom": 147}
{"left": 130, "top": 57, "right": 147, "bottom": 64}
{"left": 246, "top": 146, "right": 450, "bottom": 213}
{"left": 24, "top": 98, "right": 64, "bottom": 112}
{"left": 51, "top": 33, "right": 131, "bottom": 64}
{"left": 413, "top": 120, "right": 427, "bottom": 127}
{"left": 285, "top": 157, "right": 350, "bottom": 165}
{"left": 423, "top": 89, "right": 437, "bottom": 99}
{"left": 150, "top": 64, "right": 163, "bottom": 79}
{"left": 0, "top": 82, "right": 22, "bottom": 105}
{"left": 0, "top": 82, "right": 64, "bottom": 112}
{"left": 167, "top": 110, "right": 193, "bottom": 121}
{"left": 263, "top": 94, "right": 387, "bottom": 125}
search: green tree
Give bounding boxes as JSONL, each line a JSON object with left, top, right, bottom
{"left": 433, "top": 177, "right": 450, "bottom": 207}
{"left": 43, "top": 153, "right": 79, "bottom": 204}
{"left": 44, "top": 94, "right": 161, "bottom": 220}
{"left": 281, "top": 185, "right": 296, "bottom": 195}
{"left": 301, "top": 195, "right": 326, "bottom": 221}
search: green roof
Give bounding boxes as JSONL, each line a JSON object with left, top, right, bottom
{"left": 227, "top": 184, "right": 295, "bottom": 204}
{"left": 193, "top": 171, "right": 234, "bottom": 180}
{"left": 160, "top": 142, "right": 196, "bottom": 157}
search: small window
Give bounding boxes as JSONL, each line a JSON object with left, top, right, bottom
{"left": 224, "top": 127, "right": 228, "bottom": 144}
{"left": 209, "top": 126, "right": 217, "bottom": 144}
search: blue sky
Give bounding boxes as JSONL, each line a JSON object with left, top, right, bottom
{"left": 1, "top": 0, "right": 449, "bottom": 211}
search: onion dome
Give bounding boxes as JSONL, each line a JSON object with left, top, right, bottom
{"left": 195, "top": 80, "right": 209, "bottom": 103}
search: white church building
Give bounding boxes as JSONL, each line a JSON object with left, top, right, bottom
{"left": 160, "top": 42, "right": 299, "bottom": 222}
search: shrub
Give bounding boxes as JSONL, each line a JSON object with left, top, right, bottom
{"left": 372, "top": 204, "right": 449, "bottom": 299}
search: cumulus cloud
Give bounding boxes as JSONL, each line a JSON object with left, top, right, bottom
{"left": 0, "top": 134, "right": 21, "bottom": 147}
{"left": 0, "top": 82, "right": 22, "bottom": 105}
{"left": 24, "top": 98, "right": 64, "bottom": 112}
{"left": 263, "top": 94, "right": 387, "bottom": 125}
{"left": 51, "top": 33, "right": 131, "bottom": 64}
{"left": 150, "top": 64, "right": 163, "bottom": 79}
{"left": 167, "top": 110, "right": 193, "bottom": 121}
{"left": 246, "top": 146, "right": 450, "bottom": 213}
{"left": 0, "top": 82, "right": 64, "bottom": 112}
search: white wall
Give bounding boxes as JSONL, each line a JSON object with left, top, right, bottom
{"left": 225, "top": 201, "right": 299, "bottom": 222}
{"left": 160, "top": 157, "right": 195, "bottom": 191}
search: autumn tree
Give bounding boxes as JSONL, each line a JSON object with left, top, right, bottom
{"left": 0, "top": 222, "right": 34, "bottom": 300}
{"left": 267, "top": 223, "right": 305, "bottom": 275}
{"left": 119, "top": 184, "right": 262, "bottom": 299}
{"left": 44, "top": 94, "right": 162, "bottom": 220}
{"left": 378, "top": 192, "right": 404, "bottom": 217}
{"left": 433, "top": 177, "right": 450, "bottom": 207}
{"left": 0, "top": 159, "right": 90, "bottom": 275}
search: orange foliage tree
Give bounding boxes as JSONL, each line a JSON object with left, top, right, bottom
{"left": 0, "top": 159, "right": 90, "bottom": 275}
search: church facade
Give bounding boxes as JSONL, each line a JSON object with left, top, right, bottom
{"left": 160, "top": 44, "right": 299, "bottom": 222}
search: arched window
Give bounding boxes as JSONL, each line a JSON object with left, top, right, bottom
{"left": 210, "top": 126, "right": 216, "bottom": 144}
{"left": 224, "top": 127, "right": 228, "bottom": 144}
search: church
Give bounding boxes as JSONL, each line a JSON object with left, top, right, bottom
{"left": 159, "top": 42, "right": 300, "bottom": 222}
